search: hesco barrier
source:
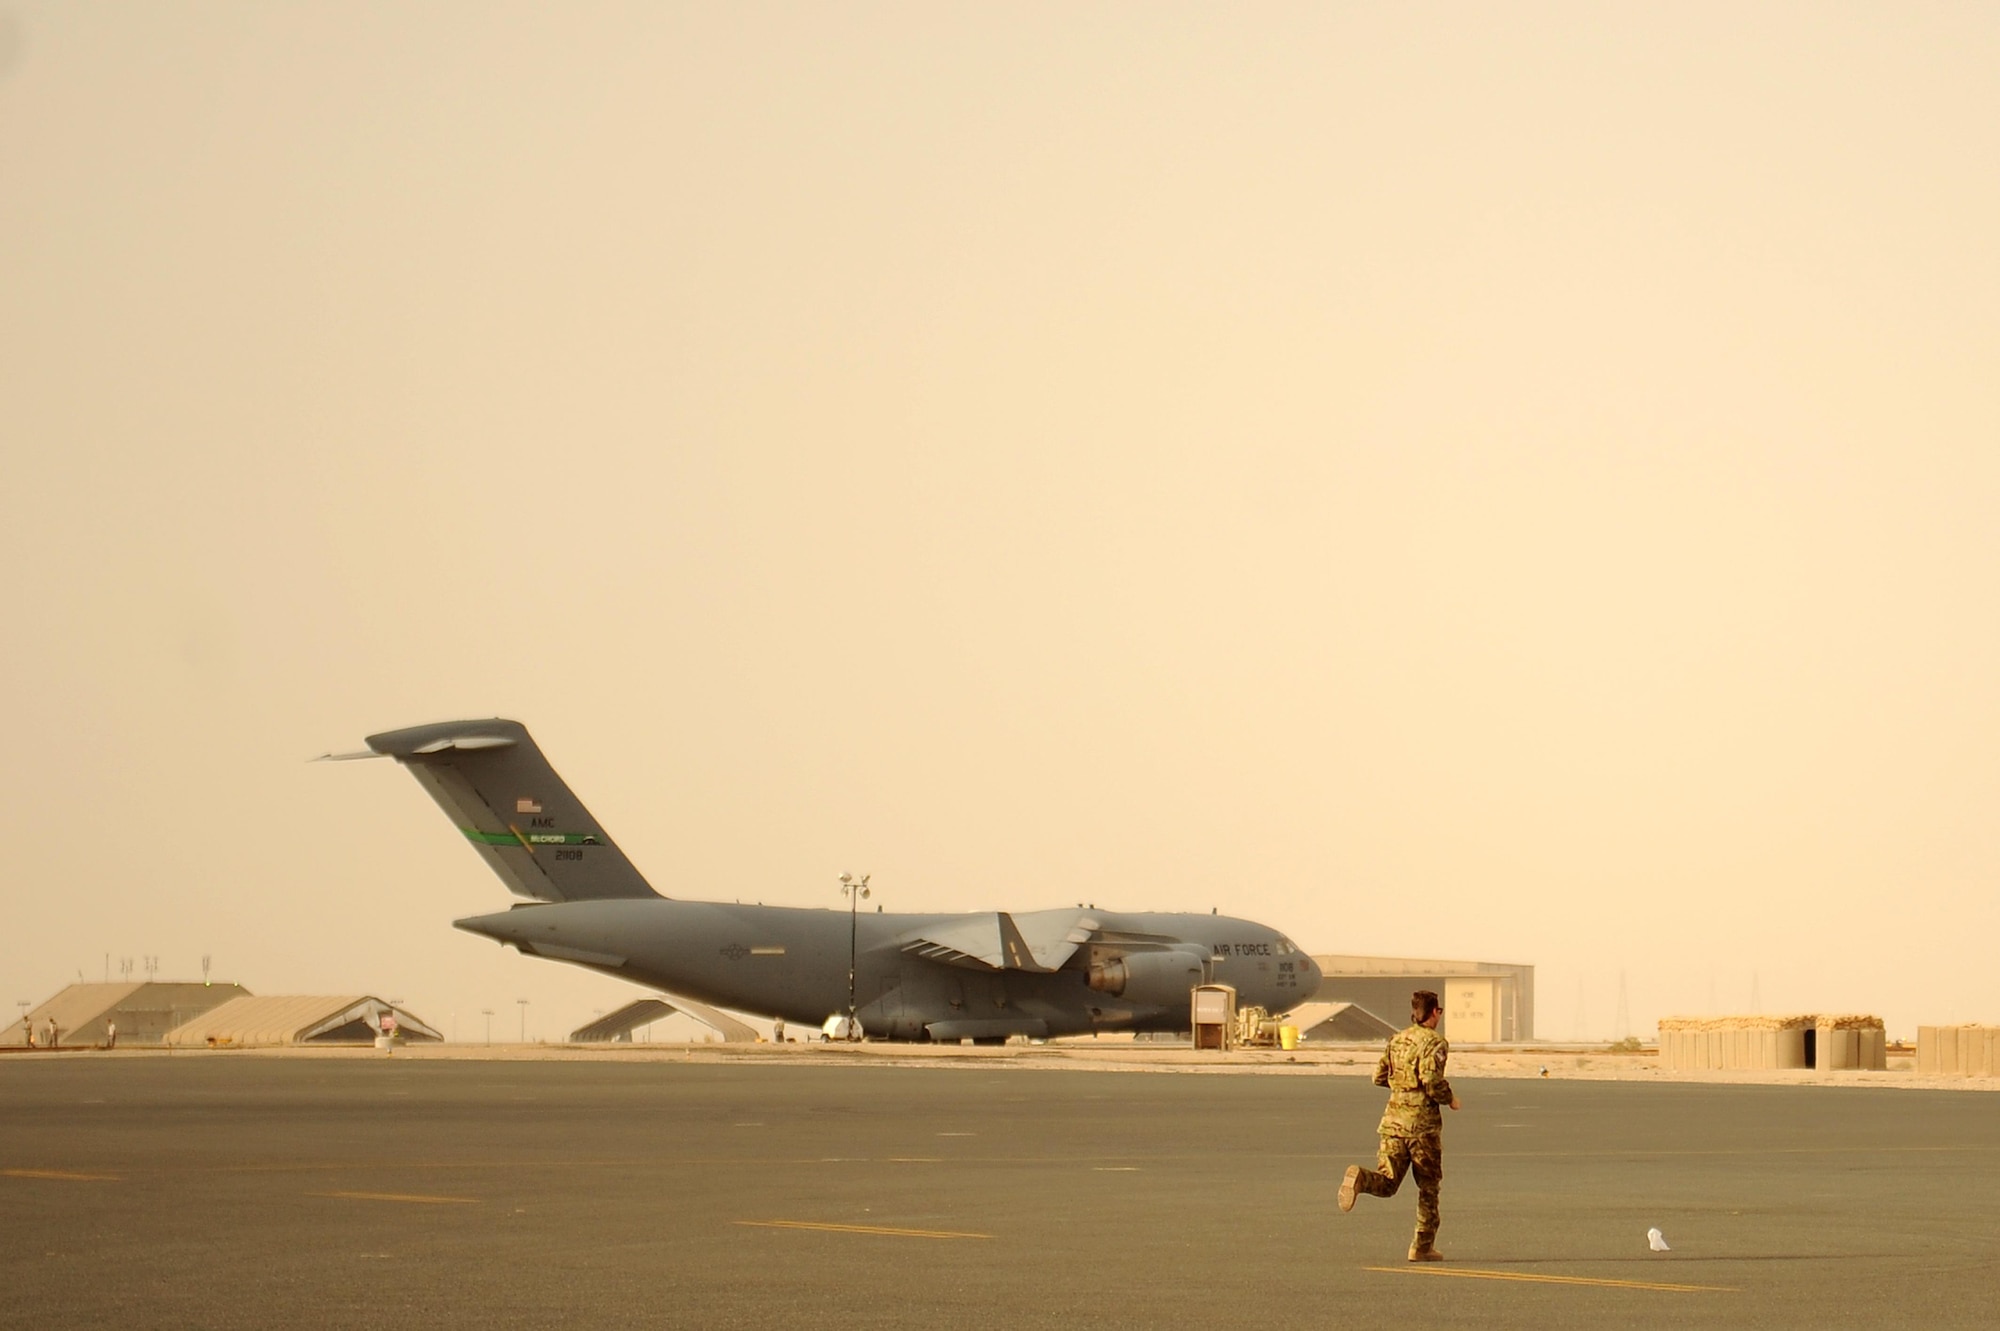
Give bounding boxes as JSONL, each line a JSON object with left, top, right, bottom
{"left": 1657, "top": 1014, "right": 1887, "bottom": 1071}
{"left": 1916, "top": 1025, "right": 1999, "bottom": 1076}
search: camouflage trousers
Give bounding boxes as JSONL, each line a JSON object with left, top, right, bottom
{"left": 1354, "top": 1132, "right": 1443, "bottom": 1247}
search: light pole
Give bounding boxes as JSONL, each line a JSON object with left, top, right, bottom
{"left": 839, "top": 872, "right": 870, "bottom": 1041}
{"left": 517, "top": 998, "right": 529, "bottom": 1044}
{"left": 481, "top": 1008, "right": 494, "bottom": 1046}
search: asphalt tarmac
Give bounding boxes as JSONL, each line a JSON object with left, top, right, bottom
{"left": 3, "top": 1054, "right": 1996, "bottom": 1329}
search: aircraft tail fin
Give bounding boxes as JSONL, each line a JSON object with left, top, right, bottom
{"left": 367, "top": 719, "right": 661, "bottom": 903}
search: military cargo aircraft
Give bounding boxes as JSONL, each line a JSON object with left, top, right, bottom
{"left": 330, "top": 719, "right": 1319, "bottom": 1042}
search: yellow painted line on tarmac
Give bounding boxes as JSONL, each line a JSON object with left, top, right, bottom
{"left": 2, "top": 1168, "right": 120, "bottom": 1182}
{"left": 1456, "top": 1143, "right": 2000, "bottom": 1160}
{"left": 736, "top": 1219, "right": 991, "bottom": 1240}
{"left": 1365, "top": 1265, "right": 1734, "bottom": 1294}
{"left": 311, "top": 1190, "right": 480, "bottom": 1205}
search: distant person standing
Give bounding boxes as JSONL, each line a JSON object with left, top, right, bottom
{"left": 22, "top": 1016, "right": 33, "bottom": 1048}
{"left": 105, "top": 1020, "right": 117, "bottom": 1050}
{"left": 1337, "top": 989, "right": 1461, "bottom": 1262}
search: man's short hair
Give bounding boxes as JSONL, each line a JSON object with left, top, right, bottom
{"left": 1412, "top": 990, "right": 1441, "bottom": 1022}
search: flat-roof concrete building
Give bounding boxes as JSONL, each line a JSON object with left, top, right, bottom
{"left": 11, "top": 982, "right": 250, "bottom": 1048}
{"left": 1309, "top": 955, "right": 1535, "bottom": 1043}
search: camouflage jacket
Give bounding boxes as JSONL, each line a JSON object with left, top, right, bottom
{"left": 1374, "top": 1023, "right": 1453, "bottom": 1138}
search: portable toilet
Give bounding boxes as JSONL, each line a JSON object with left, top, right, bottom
{"left": 1192, "top": 984, "right": 1237, "bottom": 1051}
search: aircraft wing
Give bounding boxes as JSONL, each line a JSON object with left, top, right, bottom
{"left": 898, "top": 909, "right": 1101, "bottom": 972}
{"left": 1010, "top": 908, "right": 1103, "bottom": 969}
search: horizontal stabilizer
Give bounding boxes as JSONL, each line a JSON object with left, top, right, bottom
{"left": 368, "top": 724, "right": 518, "bottom": 758}
{"left": 413, "top": 734, "right": 515, "bottom": 753}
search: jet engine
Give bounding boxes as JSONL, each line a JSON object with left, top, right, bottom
{"left": 1086, "top": 949, "right": 1207, "bottom": 1008}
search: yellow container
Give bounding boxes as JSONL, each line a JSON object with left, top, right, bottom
{"left": 1278, "top": 1025, "right": 1299, "bottom": 1051}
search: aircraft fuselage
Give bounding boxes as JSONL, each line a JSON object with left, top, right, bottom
{"left": 455, "top": 900, "right": 1318, "bottom": 1041}
{"left": 342, "top": 717, "right": 1319, "bottom": 1043}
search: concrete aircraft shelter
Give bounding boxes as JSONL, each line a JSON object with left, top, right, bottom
{"left": 1309, "top": 955, "right": 1535, "bottom": 1042}
{"left": 164, "top": 995, "right": 442, "bottom": 1048}
{"left": 571, "top": 997, "right": 758, "bottom": 1044}
{"left": 1283, "top": 1000, "right": 1400, "bottom": 1044}
{"left": 570, "top": 999, "right": 676, "bottom": 1043}
{"left": 10, "top": 982, "right": 249, "bottom": 1047}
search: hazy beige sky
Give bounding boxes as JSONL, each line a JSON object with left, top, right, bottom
{"left": 3, "top": 4, "right": 1995, "bottom": 1042}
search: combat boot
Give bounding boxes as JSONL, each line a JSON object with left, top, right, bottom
{"left": 1338, "top": 1165, "right": 1360, "bottom": 1213}
{"left": 1407, "top": 1243, "right": 1443, "bottom": 1262}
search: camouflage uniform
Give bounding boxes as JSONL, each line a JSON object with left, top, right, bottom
{"left": 1352, "top": 1023, "right": 1453, "bottom": 1252}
